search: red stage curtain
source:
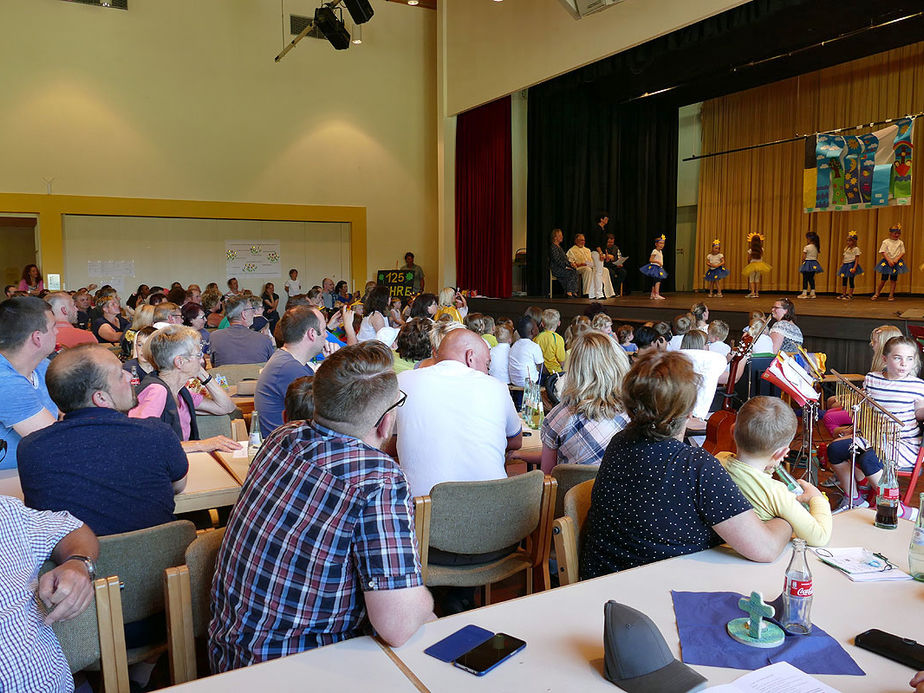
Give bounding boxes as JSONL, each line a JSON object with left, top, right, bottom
{"left": 456, "top": 96, "right": 512, "bottom": 298}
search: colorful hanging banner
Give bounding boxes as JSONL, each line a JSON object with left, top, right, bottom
{"left": 804, "top": 118, "right": 914, "bottom": 213}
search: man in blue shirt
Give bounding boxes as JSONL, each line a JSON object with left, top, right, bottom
{"left": 255, "top": 306, "right": 330, "bottom": 435}
{"left": 0, "top": 297, "right": 59, "bottom": 470}
{"left": 18, "top": 344, "right": 188, "bottom": 536}
{"left": 209, "top": 294, "right": 275, "bottom": 366}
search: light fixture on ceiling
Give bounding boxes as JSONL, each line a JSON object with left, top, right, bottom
{"left": 314, "top": 5, "right": 351, "bottom": 50}
{"left": 352, "top": 24, "right": 363, "bottom": 44}
{"left": 407, "top": 0, "right": 419, "bottom": 5}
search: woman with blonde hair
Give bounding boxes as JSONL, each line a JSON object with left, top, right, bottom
{"left": 539, "top": 332, "right": 631, "bottom": 473}
{"left": 434, "top": 287, "right": 467, "bottom": 322}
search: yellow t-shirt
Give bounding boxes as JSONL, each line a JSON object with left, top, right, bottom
{"left": 434, "top": 306, "right": 462, "bottom": 323}
{"left": 482, "top": 333, "right": 498, "bottom": 348}
{"left": 534, "top": 330, "right": 566, "bottom": 374}
{"left": 717, "top": 452, "right": 832, "bottom": 547}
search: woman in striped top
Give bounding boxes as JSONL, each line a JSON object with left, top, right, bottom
{"left": 826, "top": 336, "right": 922, "bottom": 519}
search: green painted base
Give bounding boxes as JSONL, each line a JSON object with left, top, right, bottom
{"left": 726, "top": 618, "right": 785, "bottom": 648}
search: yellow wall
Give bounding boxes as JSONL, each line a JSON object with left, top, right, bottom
{"left": 0, "top": 0, "right": 435, "bottom": 284}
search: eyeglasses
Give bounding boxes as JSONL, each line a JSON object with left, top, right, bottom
{"left": 187, "top": 349, "right": 203, "bottom": 360}
{"left": 772, "top": 305, "right": 785, "bottom": 311}
{"left": 375, "top": 390, "right": 407, "bottom": 428}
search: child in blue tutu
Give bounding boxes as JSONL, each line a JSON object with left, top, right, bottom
{"left": 871, "top": 223, "right": 908, "bottom": 301}
{"left": 798, "top": 231, "right": 823, "bottom": 299}
{"left": 836, "top": 230, "right": 862, "bottom": 300}
{"left": 640, "top": 234, "right": 668, "bottom": 300}
{"left": 704, "top": 239, "right": 729, "bottom": 298}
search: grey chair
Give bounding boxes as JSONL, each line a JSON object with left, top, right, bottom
{"left": 416, "top": 470, "right": 557, "bottom": 604}
{"left": 195, "top": 413, "right": 247, "bottom": 441}
{"left": 165, "top": 527, "right": 226, "bottom": 684}
{"left": 552, "top": 479, "right": 595, "bottom": 586}
{"left": 550, "top": 463, "right": 599, "bottom": 518}
{"left": 209, "top": 363, "right": 264, "bottom": 386}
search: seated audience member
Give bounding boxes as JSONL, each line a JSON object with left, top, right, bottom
{"left": 464, "top": 312, "right": 495, "bottom": 347}
{"left": 434, "top": 287, "right": 465, "bottom": 322}
{"left": 632, "top": 325, "right": 666, "bottom": 354}
{"left": 182, "top": 302, "right": 210, "bottom": 355}
{"left": 166, "top": 287, "right": 187, "bottom": 305}
{"left": 322, "top": 305, "right": 357, "bottom": 350}
{"left": 19, "top": 345, "right": 188, "bottom": 535}
{"left": 147, "top": 291, "right": 167, "bottom": 306}
{"left": 540, "top": 332, "right": 630, "bottom": 473}
{"left": 707, "top": 320, "right": 731, "bottom": 358}
{"left": 668, "top": 314, "right": 692, "bottom": 350}
{"left": 489, "top": 324, "right": 513, "bottom": 384}
{"left": 153, "top": 301, "right": 183, "bottom": 326}
{"left": 46, "top": 291, "right": 96, "bottom": 349}
{"left": 679, "top": 329, "right": 730, "bottom": 422}
{"left": 563, "top": 314, "right": 590, "bottom": 350}
{"left": 333, "top": 280, "right": 352, "bottom": 307}
{"left": 409, "top": 292, "right": 438, "bottom": 319}
{"left": 508, "top": 316, "right": 544, "bottom": 387}
{"left": 185, "top": 286, "right": 202, "bottom": 305}
{"left": 748, "top": 316, "right": 775, "bottom": 356}
{"left": 91, "top": 295, "right": 129, "bottom": 344}
{"left": 4, "top": 284, "right": 17, "bottom": 299}
{"left": 393, "top": 329, "right": 522, "bottom": 498}
{"left": 617, "top": 324, "right": 637, "bottom": 354}
{"left": 0, "top": 497, "right": 99, "bottom": 692}
{"left": 652, "top": 320, "right": 672, "bottom": 343}
{"left": 248, "top": 295, "right": 272, "bottom": 337}
{"left": 305, "top": 286, "right": 324, "bottom": 309}
{"left": 73, "top": 289, "right": 92, "bottom": 329}
{"left": 283, "top": 375, "right": 314, "bottom": 422}
{"left": 321, "top": 277, "right": 337, "bottom": 310}
{"left": 691, "top": 302, "right": 710, "bottom": 331}
{"left": 122, "top": 303, "right": 155, "bottom": 358}
{"left": 127, "top": 284, "right": 150, "bottom": 310}
{"left": 524, "top": 305, "right": 544, "bottom": 331}
{"left": 393, "top": 318, "right": 432, "bottom": 373}
{"left": 535, "top": 309, "right": 566, "bottom": 375}
{"left": 223, "top": 277, "right": 241, "bottom": 301}
{"left": 0, "top": 297, "right": 59, "bottom": 470}
{"left": 202, "top": 290, "right": 224, "bottom": 328}
{"left": 122, "top": 325, "right": 157, "bottom": 381}
{"left": 209, "top": 294, "right": 274, "bottom": 366}
{"left": 88, "top": 287, "right": 115, "bottom": 323}
{"left": 357, "top": 285, "right": 389, "bottom": 342}
{"left": 580, "top": 351, "right": 792, "bottom": 578}
{"left": 210, "top": 342, "right": 435, "bottom": 670}
{"left": 129, "top": 325, "right": 240, "bottom": 453}
{"left": 591, "top": 312, "right": 613, "bottom": 336}
{"left": 255, "top": 306, "right": 327, "bottom": 435}
{"left": 417, "top": 320, "right": 463, "bottom": 368}
{"left": 261, "top": 282, "right": 280, "bottom": 333}
{"left": 717, "top": 397, "right": 831, "bottom": 546}
{"left": 482, "top": 314, "right": 496, "bottom": 341}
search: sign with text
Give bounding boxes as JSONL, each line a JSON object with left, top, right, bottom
{"left": 376, "top": 268, "right": 416, "bottom": 299}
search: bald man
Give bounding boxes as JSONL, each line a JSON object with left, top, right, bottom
{"left": 390, "top": 328, "right": 522, "bottom": 498}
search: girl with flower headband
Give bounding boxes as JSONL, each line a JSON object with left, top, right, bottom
{"left": 704, "top": 239, "right": 729, "bottom": 298}
{"left": 640, "top": 234, "right": 668, "bottom": 300}
{"left": 836, "top": 230, "right": 862, "bottom": 300}
{"left": 742, "top": 232, "right": 771, "bottom": 298}
{"left": 871, "top": 223, "right": 907, "bottom": 301}
{"left": 797, "top": 231, "right": 823, "bottom": 299}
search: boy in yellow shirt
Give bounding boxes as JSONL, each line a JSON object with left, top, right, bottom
{"left": 535, "top": 308, "right": 566, "bottom": 375}
{"left": 718, "top": 396, "right": 832, "bottom": 547}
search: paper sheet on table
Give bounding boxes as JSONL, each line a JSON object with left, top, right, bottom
{"left": 232, "top": 447, "right": 249, "bottom": 458}
{"left": 812, "top": 546, "right": 912, "bottom": 582}
{"left": 708, "top": 661, "right": 841, "bottom": 692}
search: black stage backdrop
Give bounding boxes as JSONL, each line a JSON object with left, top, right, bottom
{"left": 526, "top": 85, "right": 678, "bottom": 296}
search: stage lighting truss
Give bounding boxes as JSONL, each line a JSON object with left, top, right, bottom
{"left": 276, "top": 0, "right": 374, "bottom": 62}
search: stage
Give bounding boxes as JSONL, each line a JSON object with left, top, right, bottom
{"left": 468, "top": 290, "right": 924, "bottom": 375}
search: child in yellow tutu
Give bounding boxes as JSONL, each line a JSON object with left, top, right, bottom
{"left": 742, "top": 232, "right": 771, "bottom": 298}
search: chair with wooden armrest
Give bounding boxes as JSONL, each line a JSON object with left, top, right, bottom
{"left": 551, "top": 478, "right": 595, "bottom": 587}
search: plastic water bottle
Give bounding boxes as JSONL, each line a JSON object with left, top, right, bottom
{"left": 909, "top": 492, "right": 924, "bottom": 582}
{"left": 249, "top": 411, "right": 263, "bottom": 455}
{"left": 775, "top": 465, "right": 809, "bottom": 510}
{"left": 874, "top": 458, "right": 899, "bottom": 530}
{"left": 781, "top": 538, "right": 813, "bottom": 635}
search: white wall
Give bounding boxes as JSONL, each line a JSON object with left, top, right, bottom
{"left": 62, "top": 216, "right": 350, "bottom": 295}
{"left": 0, "top": 0, "right": 436, "bottom": 282}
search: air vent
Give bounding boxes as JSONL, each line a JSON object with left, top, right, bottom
{"left": 290, "top": 13, "right": 326, "bottom": 39}
{"left": 61, "top": 0, "right": 128, "bottom": 9}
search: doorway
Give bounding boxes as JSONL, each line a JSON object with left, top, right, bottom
{"left": 0, "top": 216, "right": 37, "bottom": 291}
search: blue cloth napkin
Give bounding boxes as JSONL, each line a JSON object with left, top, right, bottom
{"left": 670, "top": 591, "right": 864, "bottom": 676}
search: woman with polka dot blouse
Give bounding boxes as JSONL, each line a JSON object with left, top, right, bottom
{"left": 580, "top": 351, "right": 793, "bottom": 578}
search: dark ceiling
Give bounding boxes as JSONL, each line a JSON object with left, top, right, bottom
{"left": 542, "top": 0, "right": 924, "bottom": 107}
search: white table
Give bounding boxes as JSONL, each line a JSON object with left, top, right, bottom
{"left": 173, "top": 452, "right": 242, "bottom": 514}
{"left": 393, "top": 509, "right": 923, "bottom": 692}
{"left": 163, "top": 636, "right": 420, "bottom": 692}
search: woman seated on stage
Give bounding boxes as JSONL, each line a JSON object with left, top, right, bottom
{"left": 128, "top": 325, "right": 240, "bottom": 454}
{"left": 580, "top": 350, "right": 792, "bottom": 578}
{"left": 549, "top": 228, "right": 580, "bottom": 297}
{"left": 539, "top": 331, "right": 630, "bottom": 473}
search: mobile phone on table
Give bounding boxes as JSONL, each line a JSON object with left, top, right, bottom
{"left": 855, "top": 629, "right": 924, "bottom": 669}
{"left": 453, "top": 633, "right": 526, "bottom": 676}
{"left": 424, "top": 625, "right": 494, "bottom": 663}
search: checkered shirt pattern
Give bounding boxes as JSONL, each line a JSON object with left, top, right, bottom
{"left": 208, "top": 421, "right": 422, "bottom": 672}
{"left": 540, "top": 402, "right": 629, "bottom": 467}
{"left": 0, "top": 497, "right": 83, "bottom": 693}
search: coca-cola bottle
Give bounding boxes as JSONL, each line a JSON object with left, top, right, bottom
{"left": 875, "top": 458, "right": 899, "bottom": 530}
{"left": 129, "top": 365, "right": 140, "bottom": 388}
{"left": 781, "top": 538, "right": 813, "bottom": 635}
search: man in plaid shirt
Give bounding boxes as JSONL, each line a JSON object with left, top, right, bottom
{"left": 209, "top": 341, "right": 434, "bottom": 672}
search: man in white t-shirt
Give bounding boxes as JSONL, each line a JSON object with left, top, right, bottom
{"left": 508, "top": 316, "right": 544, "bottom": 386}
{"left": 392, "top": 329, "right": 522, "bottom": 498}
{"left": 284, "top": 269, "right": 302, "bottom": 301}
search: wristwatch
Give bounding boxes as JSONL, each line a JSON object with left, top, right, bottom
{"left": 200, "top": 374, "right": 213, "bottom": 386}
{"left": 65, "top": 554, "right": 97, "bottom": 581}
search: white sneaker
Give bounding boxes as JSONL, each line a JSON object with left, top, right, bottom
{"left": 797, "top": 291, "right": 808, "bottom": 299}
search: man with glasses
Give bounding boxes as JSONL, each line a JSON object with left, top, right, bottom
{"left": 209, "top": 294, "right": 274, "bottom": 367}
{"left": 210, "top": 342, "right": 434, "bottom": 671}
{"left": 18, "top": 345, "right": 188, "bottom": 536}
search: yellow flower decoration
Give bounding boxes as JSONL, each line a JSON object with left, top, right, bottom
{"left": 746, "top": 231, "right": 765, "bottom": 244}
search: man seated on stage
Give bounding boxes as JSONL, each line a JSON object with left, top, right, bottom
{"left": 566, "top": 233, "right": 595, "bottom": 297}
{"left": 18, "top": 344, "right": 188, "bottom": 536}
{"left": 209, "top": 294, "right": 274, "bottom": 367}
{"left": 0, "top": 497, "right": 98, "bottom": 693}
{"left": 46, "top": 291, "right": 96, "bottom": 349}
{"left": 602, "top": 233, "right": 628, "bottom": 295}
{"left": 254, "top": 306, "right": 329, "bottom": 435}
{"left": 210, "top": 342, "right": 434, "bottom": 670}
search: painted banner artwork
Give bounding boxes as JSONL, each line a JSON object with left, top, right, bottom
{"left": 225, "top": 240, "right": 281, "bottom": 278}
{"left": 803, "top": 118, "right": 914, "bottom": 213}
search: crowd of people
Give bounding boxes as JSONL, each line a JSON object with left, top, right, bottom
{"left": 1, "top": 257, "right": 923, "bottom": 692}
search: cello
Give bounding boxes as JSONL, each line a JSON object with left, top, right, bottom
{"left": 702, "top": 320, "right": 767, "bottom": 455}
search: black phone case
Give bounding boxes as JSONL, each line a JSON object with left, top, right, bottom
{"left": 855, "top": 629, "right": 924, "bottom": 669}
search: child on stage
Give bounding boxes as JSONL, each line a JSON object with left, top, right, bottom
{"left": 640, "top": 234, "right": 668, "bottom": 300}
{"left": 742, "top": 232, "right": 771, "bottom": 298}
{"left": 704, "top": 239, "right": 729, "bottom": 298}
{"left": 798, "top": 231, "right": 823, "bottom": 299}
{"left": 836, "top": 230, "right": 862, "bottom": 300}
{"left": 872, "top": 223, "right": 908, "bottom": 301}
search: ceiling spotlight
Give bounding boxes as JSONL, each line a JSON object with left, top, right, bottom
{"left": 352, "top": 24, "right": 363, "bottom": 44}
{"left": 343, "top": 0, "right": 374, "bottom": 24}
{"left": 407, "top": 0, "right": 419, "bottom": 5}
{"left": 314, "top": 6, "right": 351, "bottom": 50}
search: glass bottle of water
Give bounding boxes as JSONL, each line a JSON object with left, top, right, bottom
{"left": 909, "top": 492, "right": 924, "bottom": 582}
{"left": 249, "top": 411, "right": 263, "bottom": 455}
